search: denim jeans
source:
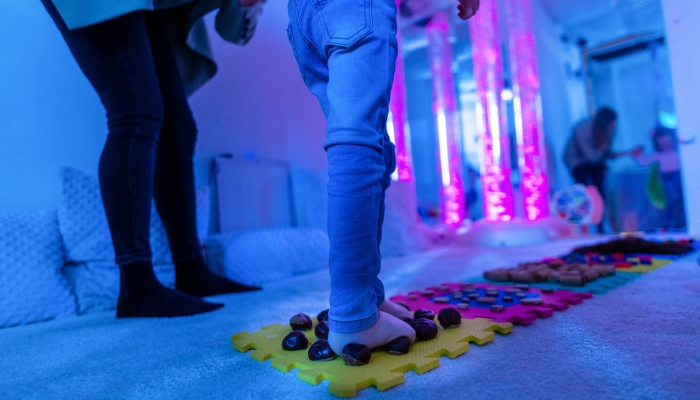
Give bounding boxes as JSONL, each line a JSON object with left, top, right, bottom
{"left": 42, "top": 0, "right": 203, "bottom": 265}
{"left": 287, "top": 0, "right": 398, "bottom": 333}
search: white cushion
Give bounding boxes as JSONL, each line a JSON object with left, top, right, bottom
{"left": 0, "top": 209, "right": 76, "bottom": 327}
{"left": 204, "top": 228, "right": 329, "bottom": 286}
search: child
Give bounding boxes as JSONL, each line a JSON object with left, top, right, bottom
{"left": 286, "top": 0, "right": 480, "bottom": 356}
{"left": 632, "top": 127, "right": 686, "bottom": 228}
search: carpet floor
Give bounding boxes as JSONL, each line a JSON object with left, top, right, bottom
{"left": 2, "top": 237, "right": 699, "bottom": 399}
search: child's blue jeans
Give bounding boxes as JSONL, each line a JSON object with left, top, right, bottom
{"left": 287, "top": 0, "right": 398, "bottom": 333}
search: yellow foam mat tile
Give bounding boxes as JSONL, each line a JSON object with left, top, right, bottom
{"left": 232, "top": 318, "right": 512, "bottom": 397}
{"left": 620, "top": 258, "right": 672, "bottom": 273}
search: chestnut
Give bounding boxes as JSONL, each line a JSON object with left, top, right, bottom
{"left": 290, "top": 313, "right": 313, "bottom": 331}
{"left": 395, "top": 301, "right": 411, "bottom": 312}
{"left": 342, "top": 343, "right": 371, "bottom": 366}
{"left": 438, "top": 307, "right": 462, "bottom": 329}
{"left": 414, "top": 309, "right": 435, "bottom": 321}
{"left": 402, "top": 317, "right": 416, "bottom": 328}
{"left": 413, "top": 318, "right": 438, "bottom": 341}
{"left": 314, "top": 320, "right": 330, "bottom": 340}
{"left": 317, "top": 309, "right": 329, "bottom": 322}
{"left": 308, "top": 339, "right": 337, "bottom": 362}
{"left": 385, "top": 336, "right": 411, "bottom": 355}
{"left": 282, "top": 331, "right": 309, "bottom": 351}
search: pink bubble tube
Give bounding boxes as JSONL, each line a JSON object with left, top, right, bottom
{"left": 426, "top": 12, "right": 467, "bottom": 226}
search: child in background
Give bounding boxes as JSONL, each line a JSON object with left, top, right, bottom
{"left": 632, "top": 127, "right": 686, "bottom": 228}
{"left": 286, "top": 0, "right": 480, "bottom": 357}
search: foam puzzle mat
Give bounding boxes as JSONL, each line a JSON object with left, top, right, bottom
{"left": 231, "top": 317, "right": 512, "bottom": 398}
{"left": 391, "top": 283, "right": 592, "bottom": 326}
{"left": 468, "top": 271, "right": 641, "bottom": 294}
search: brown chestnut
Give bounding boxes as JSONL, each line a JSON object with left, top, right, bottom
{"left": 413, "top": 318, "right": 438, "bottom": 341}
{"left": 395, "top": 301, "right": 411, "bottom": 312}
{"left": 414, "top": 309, "right": 435, "bottom": 321}
{"left": 385, "top": 336, "right": 411, "bottom": 355}
{"left": 317, "top": 309, "right": 329, "bottom": 322}
{"left": 314, "top": 320, "right": 330, "bottom": 340}
{"left": 342, "top": 343, "right": 371, "bottom": 366}
{"left": 308, "top": 339, "right": 337, "bottom": 361}
{"left": 290, "top": 313, "right": 313, "bottom": 331}
{"left": 282, "top": 331, "right": 309, "bottom": 351}
{"left": 402, "top": 317, "right": 416, "bottom": 328}
{"left": 437, "top": 307, "right": 462, "bottom": 329}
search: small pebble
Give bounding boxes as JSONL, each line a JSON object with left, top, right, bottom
{"left": 521, "top": 297, "right": 543, "bottom": 305}
{"left": 502, "top": 296, "right": 513, "bottom": 302}
{"left": 457, "top": 303, "right": 470, "bottom": 310}
{"left": 453, "top": 293, "right": 463, "bottom": 299}
{"left": 504, "top": 288, "right": 522, "bottom": 294}
{"left": 462, "top": 288, "right": 477, "bottom": 294}
{"left": 490, "top": 305, "right": 505, "bottom": 312}
{"left": 516, "top": 293, "right": 527, "bottom": 298}
{"left": 514, "top": 284, "right": 530, "bottom": 290}
{"left": 476, "top": 297, "right": 497, "bottom": 305}
{"left": 438, "top": 286, "right": 450, "bottom": 292}
{"left": 452, "top": 291, "right": 463, "bottom": 296}
{"left": 422, "top": 290, "right": 434, "bottom": 297}
{"left": 486, "top": 290, "right": 499, "bottom": 297}
{"left": 468, "top": 293, "right": 479, "bottom": 299}
{"left": 408, "top": 294, "right": 418, "bottom": 300}
{"left": 434, "top": 297, "right": 450, "bottom": 304}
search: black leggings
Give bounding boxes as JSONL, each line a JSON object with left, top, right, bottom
{"left": 573, "top": 163, "right": 607, "bottom": 231}
{"left": 42, "top": 1, "right": 201, "bottom": 265}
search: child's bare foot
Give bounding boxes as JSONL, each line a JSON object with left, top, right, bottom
{"left": 327, "top": 311, "right": 416, "bottom": 355}
{"left": 378, "top": 300, "right": 413, "bottom": 320}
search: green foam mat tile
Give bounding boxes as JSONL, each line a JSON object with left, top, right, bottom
{"left": 468, "top": 271, "right": 642, "bottom": 294}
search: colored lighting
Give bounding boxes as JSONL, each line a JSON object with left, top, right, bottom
{"left": 388, "top": 1, "right": 414, "bottom": 183}
{"left": 505, "top": 0, "right": 550, "bottom": 220}
{"left": 469, "top": 0, "right": 515, "bottom": 222}
{"left": 426, "top": 12, "right": 467, "bottom": 226}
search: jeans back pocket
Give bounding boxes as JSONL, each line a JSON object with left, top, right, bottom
{"left": 312, "top": 0, "right": 373, "bottom": 47}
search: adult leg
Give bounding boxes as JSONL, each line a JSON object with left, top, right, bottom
{"left": 288, "top": 0, "right": 414, "bottom": 354}
{"left": 143, "top": 12, "right": 260, "bottom": 297}
{"left": 40, "top": 0, "right": 221, "bottom": 317}
{"left": 588, "top": 164, "right": 607, "bottom": 233}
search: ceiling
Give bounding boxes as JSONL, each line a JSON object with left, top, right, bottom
{"left": 538, "top": 0, "right": 666, "bottom": 46}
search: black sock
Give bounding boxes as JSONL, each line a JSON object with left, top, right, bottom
{"left": 116, "top": 261, "right": 223, "bottom": 318}
{"left": 175, "top": 256, "right": 261, "bottom": 297}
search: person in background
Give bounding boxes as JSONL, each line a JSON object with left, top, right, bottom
{"left": 286, "top": 0, "right": 480, "bottom": 359}
{"left": 632, "top": 126, "right": 686, "bottom": 229}
{"left": 564, "top": 107, "right": 635, "bottom": 232}
{"left": 40, "top": 0, "right": 263, "bottom": 318}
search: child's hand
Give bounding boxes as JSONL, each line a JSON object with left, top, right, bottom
{"left": 630, "top": 146, "right": 644, "bottom": 157}
{"left": 457, "top": 0, "right": 480, "bottom": 20}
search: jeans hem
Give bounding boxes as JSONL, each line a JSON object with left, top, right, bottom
{"left": 328, "top": 309, "right": 377, "bottom": 333}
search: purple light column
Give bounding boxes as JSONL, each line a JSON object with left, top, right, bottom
{"left": 469, "top": 0, "right": 515, "bottom": 221}
{"left": 505, "top": 0, "right": 550, "bottom": 220}
{"left": 426, "top": 12, "right": 467, "bottom": 226}
{"left": 388, "top": 2, "right": 414, "bottom": 182}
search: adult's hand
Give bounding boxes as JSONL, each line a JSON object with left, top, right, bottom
{"left": 239, "top": 0, "right": 261, "bottom": 7}
{"left": 457, "top": 0, "right": 480, "bottom": 20}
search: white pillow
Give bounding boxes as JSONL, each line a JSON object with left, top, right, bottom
{"left": 204, "top": 228, "right": 329, "bottom": 286}
{"left": 0, "top": 209, "right": 76, "bottom": 327}
{"left": 63, "top": 261, "right": 175, "bottom": 315}
{"left": 57, "top": 167, "right": 210, "bottom": 265}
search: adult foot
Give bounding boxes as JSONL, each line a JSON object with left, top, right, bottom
{"left": 117, "top": 261, "right": 223, "bottom": 318}
{"left": 175, "top": 256, "right": 261, "bottom": 297}
{"left": 378, "top": 300, "right": 413, "bottom": 320}
{"left": 327, "top": 311, "right": 416, "bottom": 355}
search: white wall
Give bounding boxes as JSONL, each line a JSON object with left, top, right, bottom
{"left": 662, "top": 0, "right": 700, "bottom": 234}
{"left": 532, "top": 0, "right": 575, "bottom": 192}
{"left": 0, "top": 1, "right": 327, "bottom": 215}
